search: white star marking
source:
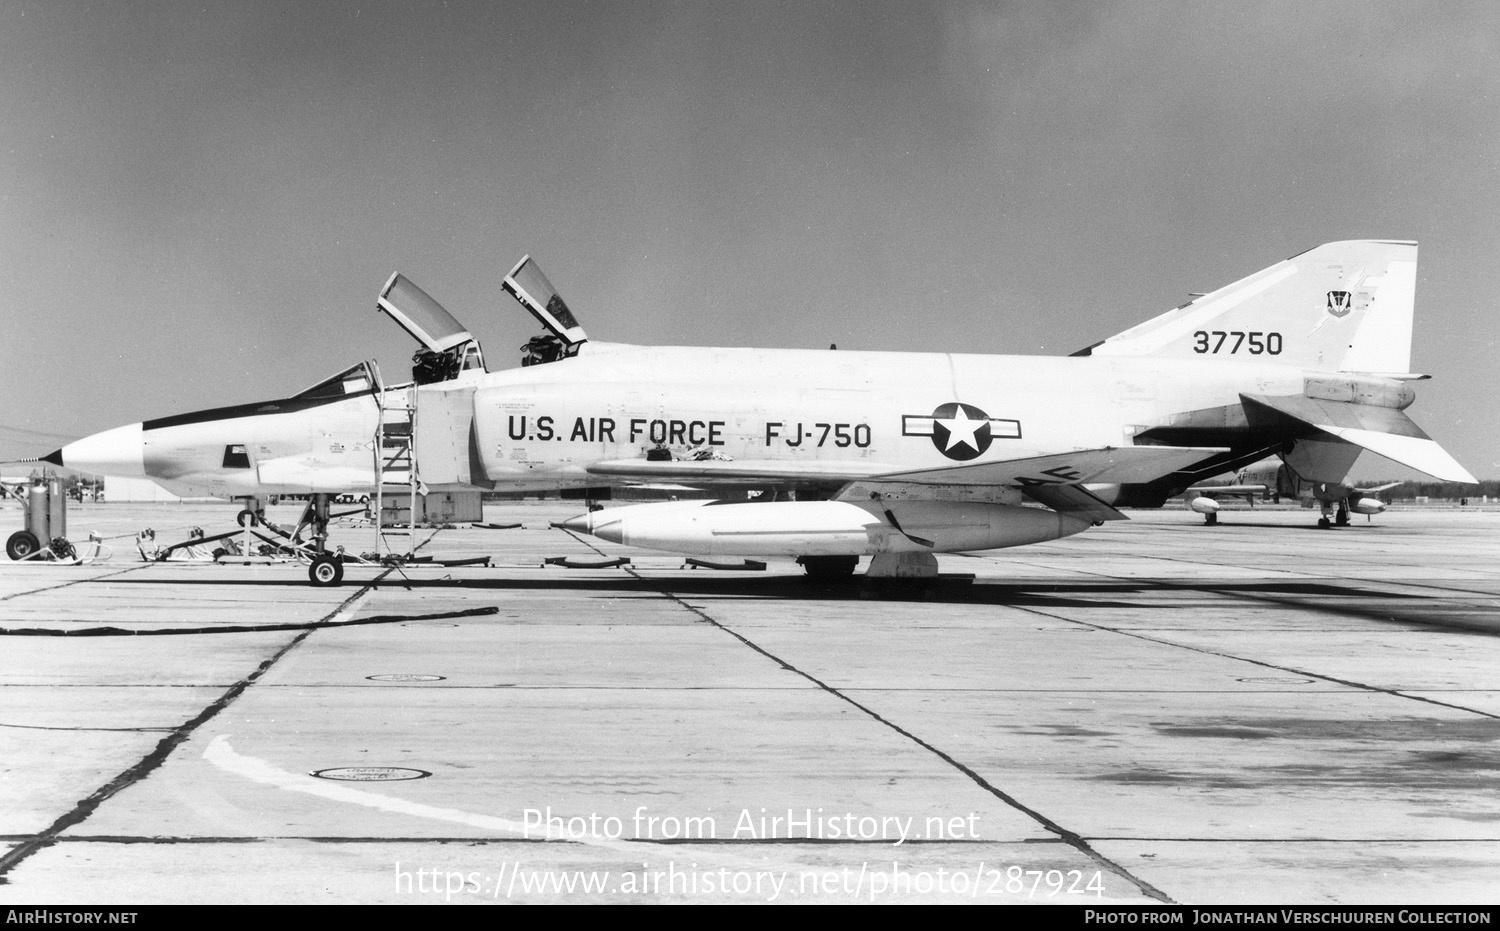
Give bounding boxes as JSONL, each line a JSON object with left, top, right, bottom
{"left": 937, "top": 407, "right": 985, "bottom": 452}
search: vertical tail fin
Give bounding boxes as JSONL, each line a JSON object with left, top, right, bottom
{"left": 1084, "top": 240, "right": 1417, "bottom": 373}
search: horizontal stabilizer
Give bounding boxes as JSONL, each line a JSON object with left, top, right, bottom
{"left": 1315, "top": 427, "right": 1475, "bottom": 484}
{"left": 1242, "top": 394, "right": 1475, "bottom": 483}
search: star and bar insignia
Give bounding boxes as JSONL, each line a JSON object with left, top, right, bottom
{"left": 902, "top": 402, "right": 1021, "bottom": 461}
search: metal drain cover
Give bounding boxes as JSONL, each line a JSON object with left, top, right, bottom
{"left": 311, "top": 767, "right": 432, "bottom": 782}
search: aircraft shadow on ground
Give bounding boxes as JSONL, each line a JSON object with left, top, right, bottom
{"left": 82, "top": 573, "right": 1420, "bottom": 610}
{"left": 8, "top": 574, "right": 1486, "bottom": 640}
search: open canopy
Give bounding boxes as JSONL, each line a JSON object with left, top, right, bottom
{"left": 377, "top": 273, "right": 474, "bottom": 353}
{"left": 502, "top": 255, "right": 589, "bottom": 348}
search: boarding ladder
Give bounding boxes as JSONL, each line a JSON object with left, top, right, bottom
{"left": 374, "top": 386, "right": 419, "bottom": 559}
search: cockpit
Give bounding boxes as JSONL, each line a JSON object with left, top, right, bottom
{"left": 519, "top": 334, "right": 569, "bottom": 367}
{"left": 412, "top": 342, "right": 485, "bottom": 384}
{"left": 375, "top": 256, "right": 592, "bottom": 377}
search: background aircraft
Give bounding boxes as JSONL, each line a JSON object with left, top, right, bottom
{"left": 35, "top": 240, "right": 1475, "bottom": 584}
{"left": 1182, "top": 457, "right": 1400, "bottom": 526}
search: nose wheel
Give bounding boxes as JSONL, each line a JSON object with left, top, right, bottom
{"left": 309, "top": 554, "right": 344, "bottom": 586}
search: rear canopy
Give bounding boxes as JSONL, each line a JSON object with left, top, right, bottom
{"left": 502, "top": 255, "right": 589, "bottom": 349}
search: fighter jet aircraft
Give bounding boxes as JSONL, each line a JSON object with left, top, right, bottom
{"left": 38, "top": 240, "right": 1475, "bottom": 584}
{"left": 1182, "top": 456, "right": 1401, "bottom": 525}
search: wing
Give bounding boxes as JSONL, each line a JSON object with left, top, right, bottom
{"left": 870, "top": 446, "right": 1226, "bottom": 487}
{"left": 588, "top": 446, "right": 1226, "bottom": 522}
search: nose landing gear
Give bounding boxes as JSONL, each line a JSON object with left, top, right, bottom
{"left": 302, "top": 494, "right": 346, "bottom": 586}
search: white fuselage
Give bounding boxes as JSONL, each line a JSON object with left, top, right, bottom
{"left": 468, "top": 345, "right": 1304, "bottom": 491}
{"left": 112, "top": 345, "right": 1307, "bottom": 499}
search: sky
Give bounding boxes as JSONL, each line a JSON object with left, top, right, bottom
{"left": 2, "top": 1, "right": 1497, "bottom": 479}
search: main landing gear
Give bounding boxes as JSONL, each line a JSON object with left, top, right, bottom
{"left": 1317, "top": 499, "right": 1351, "bottom": 529}
{"left": 797, "top": 555, "right": 858, "bottom": 580}
{"left": 795, "top": 553, "right": 943, "bottom": 581}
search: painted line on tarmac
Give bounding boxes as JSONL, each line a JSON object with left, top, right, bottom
{"left": 639, "top": 578, "right": 1175, "bottom": 905}
{"left": 200, "top": 734, "right": 855, "bottom": 884}
{"left": 0, "top": 569, "right": 389, "bottom": 884}
{"left": 0, "top": 563, "right": 154, "bottom": 602}
{"left": 1004, "top": 583, "right": 1500, "bottom": 722}
{"left": 0, "top": 605, "right": 499, "bottom": 637}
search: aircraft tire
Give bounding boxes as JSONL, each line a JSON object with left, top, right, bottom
{"left": 1318, "top": 517, "right": 1331, "bottom": 529}
{"left": 6, "top": 530, "right": 40, "bottom": 560}
{"left": 237, "top": 509, "right": 258, "bottom": 527}
{"left": 797, "top": 555, "right": 858, "bottom": 579}
{"left": 309, "top": 555, "right": 344, "bottom": 586}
